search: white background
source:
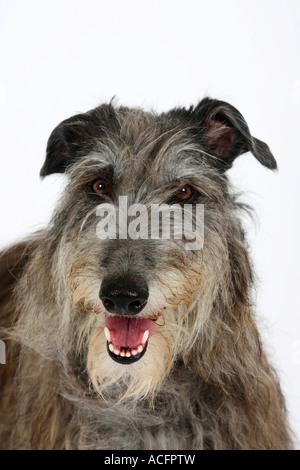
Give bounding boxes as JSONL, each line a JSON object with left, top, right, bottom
{"left": 0, "top": 0, "right": 299, "bottom": 448}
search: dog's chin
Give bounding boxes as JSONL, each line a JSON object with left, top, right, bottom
{"left": 88, "top": 322, "right": 173, "bottom": 400}
{"left": 106, "top": 341, "right": 148, "bottom": 364}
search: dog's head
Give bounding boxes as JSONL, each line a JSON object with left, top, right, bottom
{"left": 41, "top": 98, "right": 276, "bottom": 399}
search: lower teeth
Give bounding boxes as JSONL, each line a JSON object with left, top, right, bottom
{"left": 108, "top": 342, "right": 144, "bottom": 357}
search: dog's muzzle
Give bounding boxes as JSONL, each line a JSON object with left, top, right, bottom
{"left": 99, "top": 278, "right": 154, "bottom": 364}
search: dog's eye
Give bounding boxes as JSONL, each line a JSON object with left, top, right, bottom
{"left": 174, "top": 185, "right": 193, "bottom": 202}
{"left": 92, "top": 179, "right": 109, "bottom": 195}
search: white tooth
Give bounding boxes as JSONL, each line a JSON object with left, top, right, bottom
{"left": 114, "top": 348, "right": 120, "bottom": 355}
{"left": 141, "top": 330, "right": 149, "bottom": 345}
{"left": 131, "top": 349, "right": 137, "bottom": 356}
{"left": 120, "top": 352, "right": 125, "bottom": 357}
{"left": 104, "top": 327, "right": 111, "bottom": 343}
{"left": 126, "top": 351, "right": 131, "bottom": 358}
{"left": 137, "top": 345, "right": 143, "bottom": 353}
{"left": 109, "top": 343, "right": 114, "bottom": 352}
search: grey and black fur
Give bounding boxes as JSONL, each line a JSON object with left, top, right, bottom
{"left": 0, "top": 98, "right": 293, "bottom": 449}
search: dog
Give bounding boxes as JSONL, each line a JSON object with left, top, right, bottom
{"left": 0, "top": 97, "right": 293, "bottom": 449}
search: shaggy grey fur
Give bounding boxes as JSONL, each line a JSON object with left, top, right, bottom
{"left": 0, "top": 98, "right": 293, "bottom": 449}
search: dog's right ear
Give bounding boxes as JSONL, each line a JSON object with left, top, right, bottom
{"left": 40, "top": 104, "right": 117, "bottom": 177}
{"left": 169, "top": 97, "right": 277, "bottom": 172}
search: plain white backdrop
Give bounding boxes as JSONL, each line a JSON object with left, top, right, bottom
{"left": 0, "top": 0, "right": 299, "bottom": 447}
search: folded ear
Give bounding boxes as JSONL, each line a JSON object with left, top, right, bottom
{"left": 178, "top": 97, "right": 277, "bottom": 171}
{"left": 40, "top": 104, "right": 117, "bottom": 177}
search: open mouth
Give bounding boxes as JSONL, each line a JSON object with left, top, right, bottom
{"left": 104, "top": 315, "right": 155, "bottom": 364}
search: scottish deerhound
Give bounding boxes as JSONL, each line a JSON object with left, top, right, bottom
{"left": 0, "top": 98, "right": 293, "bottom": 449}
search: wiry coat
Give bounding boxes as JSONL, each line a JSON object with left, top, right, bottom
{"left": 0, "top": 98, "right": 293, "bottom": 449}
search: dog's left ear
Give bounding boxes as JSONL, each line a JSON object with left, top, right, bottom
{"left": 179, "top": 97, "right": 277, "bottom": 171}
{"left": 40, "top": 104, "right": 117, "bottom": 177}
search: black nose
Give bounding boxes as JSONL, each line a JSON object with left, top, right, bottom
{"left": 99, "top": 278, "right": 149, "bottom": 315}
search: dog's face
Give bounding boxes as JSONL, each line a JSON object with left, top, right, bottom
{"left": 41, "top": 98, "right": 276, "bottom": 399}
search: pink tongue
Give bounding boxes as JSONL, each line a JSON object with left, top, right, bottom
{"left": 105, "top": 316, "right": 155, "bottom": 348}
